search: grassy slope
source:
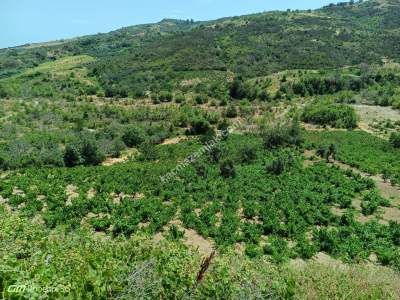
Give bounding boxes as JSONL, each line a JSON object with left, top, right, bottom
{"left": 0, "top": 55, "right": 99, "bottom": 98}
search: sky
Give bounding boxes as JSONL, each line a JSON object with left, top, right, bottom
{"left": 0, "top": 0, "right": 341, "bottom": 49}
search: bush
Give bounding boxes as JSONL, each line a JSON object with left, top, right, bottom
{"left": 264, "top": 237, "right": 291, "bottom": 264}
{"left": 138, "top": 140, "right": 158, "bottom": 161}
{"left": 209, "top": 145, "right": 223, "bottom": 164}
{"left": 0, "top": 85, "right": 7, "bottom": 98}
{"left": 146, "top": 126, "right": 168, "bottom": 144}
{"left": 167, "top": 225, "right": 185, "bottom": 241}
{"left": 80, "top": 136, "right": 106, "bottom": 166}
{"left": 302, "top": 101, "right": 358, "bottom": 129}
{"left": 389, "top": 132, "right": 400, "bottom": 148}
{"left": 316, "top": 144, "right": 336, "bottom": 162}
{"left": 229, "top": 78, "right": 247, "bottom": 99}
{"left": 187, "top": 119, "right": 211, "bottom": 135}
{"left": 245, "top": 244, "right": 263, "bottom": 258}
{"left": 220, "top": 160, "right": 236, "bottom": 178}
{"left": 199, "top": 128, "right": 216, "bottom": 145}
{"left": 109, "top": 138, "right": 126, "bottom": 158}
{"left": 225, "top": 105, "right": 238, "bottom": 118}
{"left": 194, "top": 94, "right": 208, "bottom": 105}
{"left": 122, "top": 126, "right": 144, "bottom": 147}
{"left": 361, "top": 190, "right": 389, "bottom": 216}
{"left": 64, "top": 136, "right": 105, "bottom": 167}
{"left": 175, "top": 94, "right": 186, "bottom": 104}
{"left": 263, "top": 119, "right": 303, "bottom": 149}
{"left": 265, "top": 154, "right": 295, "bottom": 175}
{"left": 64, "top": 144, "right": 83, "bottom": 167}
{"left": 158, "top": 91, "right": 173, "bottom": 102}
{"left": 295, "top": 238, "right": 318, "bottom": 259}
{"left": 239, "top": 144, "right": 257, "bottom": 164}
{"left": 38, "top": 147, "right": 65, "bottom": 167}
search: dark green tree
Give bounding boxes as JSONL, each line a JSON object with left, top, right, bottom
{"left": 220, "top": 160, "right": 235, "bottom": 178}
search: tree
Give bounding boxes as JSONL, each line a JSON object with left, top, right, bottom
{"left": 229, "top": 78, "right": 247, "bottom": 99}
{"left": 81, "top": 137, "right": 105, "bottom": 166}
{"left": 64, "top": 144, "right": 83, "bottom": 167}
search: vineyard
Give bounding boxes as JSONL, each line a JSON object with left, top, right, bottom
{"left": 306, "top": 131, "right": 400, "bottom": 184}
{"left": 1, "top": 134, "right": 399, "bottom": 272}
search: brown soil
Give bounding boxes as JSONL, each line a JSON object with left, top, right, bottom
{"left": 153, "top": 218, "right": 215, "bottom": 257}
{"left": 65, "top": 184, "right": 79, "bottom": 206}
{"left": 12, "top": 187, "right": 25, "bottom": 197}
{"left": 87, "top": 188, "right": 96, "bottom": 199}
{"left": 161, "top": 136, "right": 187, "bottom": 145}
{"left": 102, "top": 157, "right": 127, "bottom": 166}
{"left": 102, "top": 149, "right": 138, "bottom": 167}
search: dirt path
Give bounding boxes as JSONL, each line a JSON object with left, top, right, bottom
{"left": 102, "top": 149, "right": 138, "bottom": 167}
{"left": 153, "top": 218, "right": 215, "bottom": 257}
{"left": 161, "top": 136, "right": 187, "bottom": 145}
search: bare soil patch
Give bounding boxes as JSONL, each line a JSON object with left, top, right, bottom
{"left": 65, "top": 185, "right": 79, "bottom": 206}
{"left": 153, "top": 218, "right": 215, "bottom": 257}
{"left": 352, "top": 104, "right": 400, "bottom": 124}
{"left": 161, "top": 136, "right": 187, "bottom": 145}
{"left": 102, "top": 149, "right": 138, "bottom": 167}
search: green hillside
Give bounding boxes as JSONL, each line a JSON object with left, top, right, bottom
{"left": 1, "top": 1, "right": 400, "bottom": 299}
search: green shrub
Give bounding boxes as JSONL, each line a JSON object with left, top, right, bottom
{"left": 158, "top": 91, "right": 173, "bottom": 102}
{"left": 138, "top": 140, "right": 158, "bottom": 161}
{"left": 220, "top": 159, "right": 236, "bottom": 178}
{"left": 64, "top": 144, "right": 83, "bottom": 167}
{"left": 245, "top": 244, "right": 263, "bottom": 258}
{"left": 389, "top": 132, "right": 400, "bottom": 148}
{"left": 264, "top": 237, "right": 291, "bottom": 264}
{"left": 108, "top": 138, "right": 126, "bottom": 158}
{"left": 0, "top": 84, "right": 7, "bottom": 98}
{"left": 122, "top": 126, "right": 144, "bottom": 147}
{"left": 229, "top": 77, "right": 247, "bottom": 100}
{"left": 80, "top": 136, "right": 106, "bottom": 166}
{"left": 174, "top": 94, "right": 186, "bottom": 104}
{"left": 263, "top": 119, "right": 303, "bottom": 149}
{"left": 64, "top": 135, "right": 105, "bottom": 167}
{"left": 168, "top": 225, "right": 185, "bottom": 241}
{"left": 187, "top": 119, "right": 211, "bottom": 135}
{"left": 239, "top": 144, "right": 258, "bottom": 164}
{"left": 302, "top": 101, "right": 358, "bottom": 129}
{"left": 194, "top": 94, "right": 208, "bottom": 104}
{"left": 225, "top": 105, "right": 238, "bottom": 118}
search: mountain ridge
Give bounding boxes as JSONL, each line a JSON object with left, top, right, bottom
{"left": 1, "top": 0, "right": 400, "bottom": 95}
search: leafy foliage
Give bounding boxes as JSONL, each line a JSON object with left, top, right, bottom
{"left": 302, "top": 101, "right": 358, "bottom": 129}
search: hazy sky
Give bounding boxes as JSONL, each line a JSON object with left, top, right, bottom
{"left": 0, "top": 0, "right": 341, "bottom": 49}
